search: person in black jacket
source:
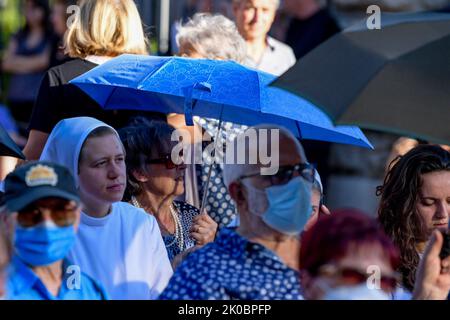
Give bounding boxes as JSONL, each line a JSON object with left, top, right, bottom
{"left": 283, "top": 0, "right": 340, "bottom": 60}
{"left": 23, "top": 0, "right": 165, "bottom": 161}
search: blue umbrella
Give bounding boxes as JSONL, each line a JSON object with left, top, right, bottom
{"left": 71, "top": 54, "right": 373, "bottom": 149}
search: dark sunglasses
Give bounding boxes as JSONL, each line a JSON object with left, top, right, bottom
{"left": 17, "top": 198, "right": 79, "bottom": 228}
{"left": 146, "top": 153, "right": 184, "bottom": 170}
{"left": 319, "top": 264, "right": 400, "bottom": 293}
{"left": 239, "top": 163, "right": 315, "bottom": 186}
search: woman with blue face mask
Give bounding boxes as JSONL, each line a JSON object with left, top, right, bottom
{"left": 2, "top": 161, "right": 108, "bottom": 300}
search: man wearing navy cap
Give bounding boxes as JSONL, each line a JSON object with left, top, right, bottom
{"left": 1, "top": 161, "right": 108, "bottom": 300}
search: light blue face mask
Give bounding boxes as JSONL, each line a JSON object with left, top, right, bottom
{"left": 322, "top": 283, "right": 391, "bottom": 300}
{"left": 244, "top": 176, "right": 312, "bottom": 236}
{"left": 14, "top": 221, "right": 76, "bottom": 266}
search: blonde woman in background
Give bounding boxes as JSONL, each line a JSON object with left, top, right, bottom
{"left": 23, "top": 0, "right": 165, "bottom": 161}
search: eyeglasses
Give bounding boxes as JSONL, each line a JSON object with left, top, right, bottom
{"left": 17, "top": 198, "right": 79, "bottom": 228}
{"left": 146, "top": 153, "right": 184, "bottom": 170}
{"left": 238, "top": 163, "right": 315, "bottom": 186}
{"left": 318, "top": 264, "right": 400, "bottom": 293}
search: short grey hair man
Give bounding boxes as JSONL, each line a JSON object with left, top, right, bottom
{"left": 232, "top": 0, "right": 296, "bottom": 75}
{"left": 176, "top": 13, "right": 247, "bottom": 63}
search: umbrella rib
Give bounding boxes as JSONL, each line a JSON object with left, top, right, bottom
{"left": 104, "top": 85, "right": 118, "bottom": 109}
{"left": 295, "top": 121, "right": 303, "bottom": 140}
{"left": 346, "top": 31, "right": 450, "bottom": 111}
{"left": 137, "top": 58, "right": 170, "bottom": 90}
{"left": 342, "top": 31, "right": 450, "bottom": 116}
{"left": 395, "top": 32, "right": 450, "bottom": 61}
{"left": 201, "top": 63, "right": 218, "bottom": 94}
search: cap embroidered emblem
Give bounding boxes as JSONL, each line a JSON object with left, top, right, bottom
{"left": 25, "top": 164, "right": 58, "bottom": 187}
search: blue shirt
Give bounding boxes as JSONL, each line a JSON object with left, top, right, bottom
{"left": 7, "top": 256, "right": 108, "bottom": 300}
{"left": 159, "top": 228, "right": 302, "bottom": 300}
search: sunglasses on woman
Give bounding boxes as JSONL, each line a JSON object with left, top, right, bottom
{"left": 146, "top": 153, "right": 184, "bottom": 170}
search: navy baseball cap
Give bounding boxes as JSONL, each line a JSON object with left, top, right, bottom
{"left": 3, "top": 161, "right": 80, "bottom": 213}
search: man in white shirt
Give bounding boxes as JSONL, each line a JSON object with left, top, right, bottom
{"left": 232, "top": 0, "right": 296, "bottom": 75}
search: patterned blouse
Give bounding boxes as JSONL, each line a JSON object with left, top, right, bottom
{"left": 163, "top": 201, "right": 201, "bottom": 262}
{"left": 159, "top": 228, "right": 303, "bottom": 300}
{"left": 195, "top": 117, "right": 247, "bottom": 228}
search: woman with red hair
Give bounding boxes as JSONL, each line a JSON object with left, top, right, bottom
{"left": 300, "top": 210, "right": 450, "bottom": 300}
{"left": 300, "top": 210, "right": 400, "bottom": 299}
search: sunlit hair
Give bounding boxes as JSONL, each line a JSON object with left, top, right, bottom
{"left": 377, "top": 144, "right": 450, "bottom": 291}
{"left": 65, "top": 0, "right": 148, "bottom": 58}
{"left": 177, "top": 13, "right": 247, "bottom": 63}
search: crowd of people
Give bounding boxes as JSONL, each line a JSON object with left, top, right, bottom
{"left": 0, "top": 0, "right": 449, "bottom": 300}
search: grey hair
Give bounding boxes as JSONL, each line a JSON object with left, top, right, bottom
{"left": 223, "top": 124, "right": 307, "bottom": 189}
{"left": 176, "top": 13, "right": 247, "bottom": 63}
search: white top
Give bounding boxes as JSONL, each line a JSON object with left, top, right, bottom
{"left": 245, "top": 36, "right": 297, "bottom": 76}
{"left": 68, "top": 202, "right": 173, "bottom": 300}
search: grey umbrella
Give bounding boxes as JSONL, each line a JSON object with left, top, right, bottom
{"left": 272, "top": 12, "right": 450, "bottom": 145}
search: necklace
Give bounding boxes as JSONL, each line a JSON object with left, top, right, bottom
{"left": 169, "top": 203, "right": 184, "bottom": 251}
{"left": 130, "top": 196, "right": 141, "bottom": 209}
{"left": 131, "top": 196, "right": 184, "bottom": 250}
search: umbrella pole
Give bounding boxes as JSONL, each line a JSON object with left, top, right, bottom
{"left": 200, "top": 106, "right": 224, "bottom": 214}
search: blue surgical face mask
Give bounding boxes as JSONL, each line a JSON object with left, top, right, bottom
{"left": 321, "top": 283, "right": 391, "bottom": 300}
{"left": 14, "top": 221, "right": 76, "bottom": 266}
{"left": 243, "top": 176, "right": 312, "bottom": 236}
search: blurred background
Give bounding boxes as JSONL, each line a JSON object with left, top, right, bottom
{"left": 2, "top": 0, "right": 450, "bottom": 63}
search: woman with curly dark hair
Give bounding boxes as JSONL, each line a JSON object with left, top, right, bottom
{"left": 378, "top": 145, "right": 450, "bottom": 293}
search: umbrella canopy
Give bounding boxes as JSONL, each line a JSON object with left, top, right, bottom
{"left": 272, "top": 12, "right": 450, "bottom": 145}
{"left": 0, "top": 124, "right": 25, "bottom": 159}
{"left": 71, "top": 54, "right": 372, "bottom": 148}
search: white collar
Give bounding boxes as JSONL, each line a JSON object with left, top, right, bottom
{"left": 85, "top": 55, "right": 113, "bottom": 65}
{"left": 80, "top": 204, "right": 114, "bottom": 227}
